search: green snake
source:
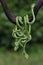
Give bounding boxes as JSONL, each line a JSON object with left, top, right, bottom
{"left": 12, "top": 4, "right": 35, "bottom": 59}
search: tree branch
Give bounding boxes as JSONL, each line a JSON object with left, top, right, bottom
{"left": 0, "top": 0, "right": 43, "bottom": 24}
{"left": 29, "top": 0, "right": 43, "bottom": 22}
{"left": 0, "top": 0, "right": 16, "bottom": 24}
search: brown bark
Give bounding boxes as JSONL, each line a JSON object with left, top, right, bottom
{"left": 0, "top": 0, "right": 43, "bottom": 24}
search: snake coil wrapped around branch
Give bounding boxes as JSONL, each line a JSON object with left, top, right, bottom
{"left": 12, "top": 4, "right": 35, "bottom": 59}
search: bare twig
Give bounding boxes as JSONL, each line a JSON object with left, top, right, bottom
{"left": 29, "top": 0, "right": 43, "bottom": 22}
{"left": 0, "top": 0, "right": 16, "bottom": 24}
{"left": 0, "top": 0, "right": 43, "bottom": 24}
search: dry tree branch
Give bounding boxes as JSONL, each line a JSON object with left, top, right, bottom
{"left": 0, "top": 0, "right": 16, "bottom": 24}
{"left": 29, "top": 0, "right": 43, "bottom": 22}
{"left": 0, "top": 0, "right": 43, "bottom": 24}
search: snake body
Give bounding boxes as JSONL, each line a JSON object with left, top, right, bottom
{"left": 12, "top": 4, "right": 35, "bottom": 59}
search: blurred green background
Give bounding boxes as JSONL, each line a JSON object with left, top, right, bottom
{"left": 0, "top": 0, "right": 43, "bottom": 65}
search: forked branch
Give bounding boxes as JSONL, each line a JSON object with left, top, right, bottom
{"left": 0, "top": 0, "right": 43, "bottom": 24}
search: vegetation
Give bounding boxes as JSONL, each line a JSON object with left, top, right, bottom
{"left": 0, "top": 0, "right": 43, "bottom": 65}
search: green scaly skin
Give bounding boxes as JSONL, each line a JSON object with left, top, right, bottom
{"left": 12, "top": 4, "right": 35, "bottom": 59}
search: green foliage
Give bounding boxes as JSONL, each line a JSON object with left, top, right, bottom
{"left": 0, "top": 0, "right": 43, "bottom": 52}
